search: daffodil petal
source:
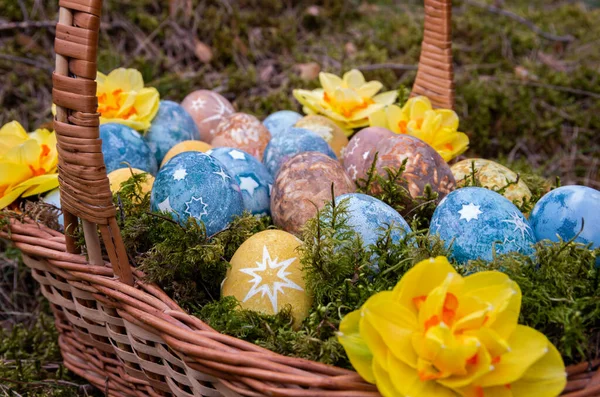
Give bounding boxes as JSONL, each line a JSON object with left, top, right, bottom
{"left": 319, "top": 72, "right": 344, "bottom": 93}
{"left": 107, "top": 68, "right": 144, "bottom": 91}
{"left": 357, "top": 81, "right": 383, "bottom": 98}
{"left": 385, "top": 104, "right": 404, "bottom": 134}
{"left": 388, "top": 353, "right": 457, "bottom": 397}
{"left": 368, "top": 109, "right": 388, "bottom": 129}
{"left": 20, "top": 174, "right": 59, "bottom": 196}
{"left": 406, "top": 96, "right": 432, "bottom": 120}
{"left": 509, "top": 341, "right": 567, "bottom": 397}
{"left": 0, "top": 185, "right": 31, "bottom": 209}
{"left": 0, "top": 162, "right": 32, "bottom": 188}
{"left": 373, "top": 354, "right": 402, "bottom": 397}
{"left": 343, "top": 69, "right": 366, "bottom": 89}
{"left": 373, "top": 90, "right": 399, "bottom": 106}
{"left": 348, "top": 103, "right": 386, "bottom": 122}
{"left": 438, "top": 109, "right": 460, "bottom": 130}
{"left": 338, "top": 310, "right": 376, "bottom": 383}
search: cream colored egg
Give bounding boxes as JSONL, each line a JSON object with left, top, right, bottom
{"left": 107, "top": 168, "right": 155, "bottom": 197}
{"left": 161, "top": 140, "right": 213, "bottom": 167}
{"left": 221, "top": 230, "right": 312, "bottom": 328}
{"left": 295, "top": 115, "right": 348, "bottom": 158}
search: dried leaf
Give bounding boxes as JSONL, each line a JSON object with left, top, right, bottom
{"left": 294, "top": 62, "right": 321, "bottom": 81}
{"left": 194, "top": 39, "right": 213, "bottom": 63}
{"left": 345, "top": 42, "right": 357, "bottom": 58}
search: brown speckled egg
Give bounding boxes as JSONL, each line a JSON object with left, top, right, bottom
{"left": 271, "top": 152, "right": 355, "bottom": 235}
{"left": 342, "top": 127, "right": 394, "bottom": 181}
{"left": 295, "top": 115, "right": 349, "bottom": 158}
{"left": 367, "top": 135, "right": 455, "bottom": 210}
{"left": 211, "top": 113, "right": 272, "bottom": 160}
{"left": 181, "top": 90, "right": 235, "bottom": 142}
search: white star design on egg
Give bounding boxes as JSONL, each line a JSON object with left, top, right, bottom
{"left": 502, "top": 211, "right": 533, "bottom": 240}
{"left": 173, "top": 168, "right": 187, "bottom": 181}
{"left": 362, "top": 150, "right": 370, "bottom": 160}
{"left": 213, "top": 168, "right": 231, "bottom": 181}
{"left": 191, "top": 98, "right": 206, "bottom": 111}
{"left": 157, "top": 197, "right": 173, "bottom": 213}
{"left": 184, "top": 196, "right": 208, "bottom": 219}
{"left": 268, "top": 184, "right": 273, "bottom": 195}
{"left": 347, "top": 164, "right": 358, "bottom": 180}
{"left": 199, "top": 94, "right": 232, "bottom": 125}
{"left": 348, "top": 138, "right": 361, "bottom": 155}
{"left": 458, "top": 203, "right": 483, "bottom": 222}
{"left": 239, "top": 176, "right": 260, "bottom": 196}
{"left": 240, "top": 245, "right": 304, "bottom": 313}
{"left": 229, "top": 150, "right": 246, "bottom": 160}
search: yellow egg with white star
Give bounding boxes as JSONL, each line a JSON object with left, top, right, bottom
{"left": 161, "top": 140, "right": 213, "bottom": 167}
{"left": 221, "top": 230, "right": 312, "bottom": 328}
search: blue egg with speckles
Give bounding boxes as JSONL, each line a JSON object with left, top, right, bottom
{"left": 207, "top": 147, "right": 273, "bottom": 216}
{"left": 430, "top": 187, "right": 536, "bottom": 264}
{"left": 150, "top": 151, "right": 244, "bottom": 235}
{"left": 337, "top": 193, "right": 411, "bottom": 247}
{"left": 100, "top": 123, "right": 157, "bottom": 175}
{"left": 530, "top": 185, "right": 600, "bottom": 252}
{"left": 263, "top": 110, "right": 303, "bottom": 138}
{"left": 145, "top": 100, "right": 200, "bottom": 165}
{"left": 263, "top": 127, "right": 336, "bottom": 176}
{"left": 42, "top": 189, "right": 64, "bottom": 227}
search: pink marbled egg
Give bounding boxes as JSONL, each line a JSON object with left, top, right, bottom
{"left": 211, "top": 113, "right": 272, "bottom": 160}
{"left": 181, "top": 90, "right": 235, "bottom": 142}
{"left": 342, "top": 127, "right": 394, "bottom": 181}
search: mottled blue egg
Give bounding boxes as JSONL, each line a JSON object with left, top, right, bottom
{"left": 263, "top": 127, "right": 337, "bottom": 176}
{"left": 530, "top": 185, "right": 600, "bottom": 250}
{"left": 145, "top": 100, "right": 201, "bottom": 165}
{"left": 150, "top": 151, "right": 244, "bottom": 235}
{"left": 263, "top": 110, "right": 303, "bottom": 138}
{"left": 207, "top": 147, "right": 274, "bottom": 216}
{"left": 42, "top": 188, "right": 64, "bottom": 227}
{"left": 336, "top": 193, "right": 411, "bottom": 247}
{"left": 430, "top": 187, "right": 536, "bottom": 264}
{"left": 100, "top": 123, "right": 157, "bottom": 175}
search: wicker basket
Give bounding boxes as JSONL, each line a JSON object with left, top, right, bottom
{"left": 3, "top": 0, "right": 600, "bottom": 395}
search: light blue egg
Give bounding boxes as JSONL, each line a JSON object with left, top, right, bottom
{"left": 262, "top": 127, "right": 337, "bottom": 176}
{"left": 263, "top": 110, "right": 303, "bottom": 138}
{"left": 42, "top": 188, "right": 64, "bottom": 227}
{"left": 150, "top": 151, "right": 244, "bottom": 235}
{"left": 430, "top": 187, "right": 536, "bottom": 264}
{"left": 530, "top": 185, "right": 600, "bottom": 251}
{"left": 100, "top": 123, "right": 157, "bottom": 175}
{"left": 207, "top": 147, "right": 273, "bottom": 216}
{"left": 144, "top": 100, "right": 200, "bottom": 165}
{"left": 337, "top": 193, "right": 411, "bottom": 247}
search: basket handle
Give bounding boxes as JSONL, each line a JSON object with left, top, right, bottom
{"left": 51, "top": 0, "right": 453, "bottom": 287}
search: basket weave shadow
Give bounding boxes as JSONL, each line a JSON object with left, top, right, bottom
{"left": 3, "top": 0, "right": 600, "bottom": 395}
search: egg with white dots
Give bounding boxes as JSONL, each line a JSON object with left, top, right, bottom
{"left": 100, "top": 123, "right": 157, "bottom": 175}
{"left": 208, "top": 147, "right": 274, "bottom": 216}
{"left": 150, "top": 151, "right": 244, "bottom": 235}
{"left": 429, "top": 187, "right": 536, "bottom": 264}
{"left": 262, "top": 110, "right": 303, "bottom": 138}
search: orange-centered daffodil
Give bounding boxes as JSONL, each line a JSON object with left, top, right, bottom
{"left": 293, "top": 69, "right": 398, "bottom": 134}
{"left": 369, "top": 96, "right": 469, "bottom": 161}
{"left": 338, "top": 256, "right": 567, "bottom": 397}
{"left": 0, "top": 121, "right": 59, "bottom": 209}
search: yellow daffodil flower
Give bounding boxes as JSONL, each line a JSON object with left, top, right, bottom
{"left": 293, "top": 69, "right": 398, "bottom": 134}
{"left": 0, "top": 121, "right": 59, "bottom": 209}
{"left": 369, "top": 96, "right": 469, "bottom": 162}
{"left": 338, "top": 256, "right": 567, "bottom": 397}
{"left": 96, "top": 68, "right": 160, "bottom": 131}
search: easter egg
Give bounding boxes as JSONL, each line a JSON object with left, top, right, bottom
{"left": 451, "top": 159, "right": 532, "bottom": 205}
{"left": 150, "top": 152, "right": 244, "bottom": 235}
{"left": 430, "top": 187, "right": 536, "bottom": 264}
{"left": 295, "top": 115, "right": 349, "bottom": 158}
{"left": 144, "top": 100, "right": 201, "bottom": 165}
{"left": 100, "top": 123, "right": 157, "bottom": 175}
{"left": 181, "top": 90, "right": 235, "bottom": 142}
{"left": 211, "top": 113, "right": 271, "bottom": 160}
{"left": 529, "top": 185, "right": 600, "bottom": 250}
{"left": 263, "top": 110, "right": 303, "bottom": 138}
{"left": 161, "top": 140, "right": 213, "bottom": 167}
{"left": 336, "top": 193, "right": 411, "bottom": 247}
{"left": 42, "top": 189, "right": 64, "bottom": 227}
{"left": 367, "top": 135, "right": 455, "bottom": 210}
{"left": 221, "top": 230, "right": 311, "bottom": 328}
{"left": 107, "top": 167, "right": 154, "bottom": 196}
{"left": 207, "top": 147, "right": 273, "bottom": 216}
{"left": 342, "top": 127, "right": 394, "bottom": 181}
{"left": 263, "top": 128, "right": 337, "bottom": 177}
{"left": 271, "top": 152, "right": 355, "bottom": 235}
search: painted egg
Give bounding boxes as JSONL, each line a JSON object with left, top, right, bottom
{"left": 342, "top": 127, "right": 394, "bottom": 181}
{"left": 100, "top": 123, "right": 157, "bottom": 175}
{"left": 221, "top": 229, "right": 311, "bottom": 328}
{"left": 207, "top": 147, "right": 273, "bottom": 216}
{"left": 144, "top": 100, "right": 201, "bottom": 165}
{"left": 161, "top": 140, "right": 213, "bottom": 167}
{"left": 211, "top": 113, "right": 272, "bottom": 160}
{"left": 295, "top": 115, "right": 349, "bottom": 158}
{"left": 150, "top": 151, "right": 244, "bottom": 235}
{"left": 367, "top": 135, "right": 455, "bottom": 211}
{"left": 271, "top": 152, "right": 355, "bottom": 235}
{"left": 263, "top": 128, "right": 337, "bottom": 177}
{"left": 430, "top": 187, "right": 536, "bottom": 264}
{"left": 530, "top": 185, "right": 600, "bottom": 251}
{"left": 181, "top": 90, "right": 235, "bottom": 142}
{"left": 336, "top": 193, "right": 411, "bottom": 247}
{"left": 451, "top": 159, "right": 532, "bottom": 205}
{"left": 107, "top": 167, "right": 155, "bottom": 197}
{"left": 42, "top": 188, "right": 63, "bottom": 227}
{"left": 263, "top": 110, "right": 303, "bottom": 138}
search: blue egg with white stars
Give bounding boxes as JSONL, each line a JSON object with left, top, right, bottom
{"left": 430, "top": 187, "right": 536, "bottom": 264}
{"left": 263, "top": 110, "right": 303, "bottom": 138}
{"left": 262, "top": 127, "right": 337, "bottom": 176}
{"left": 150, "top": 151, "right": 244, "bottom": 236}
{"left": 337, "top": 193, "right": 411, "bottom": 247}
{"left": 100, "top": 123, "right": 157, "bottom": 175}
{"left": 207, "top": 147, "right": 274, "bottom": 216}
{"left": 530, "top": 185, "right": 600, "bottom": 251}
{"left": 144, "top": 100, "right": 201, "bottom": 165}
